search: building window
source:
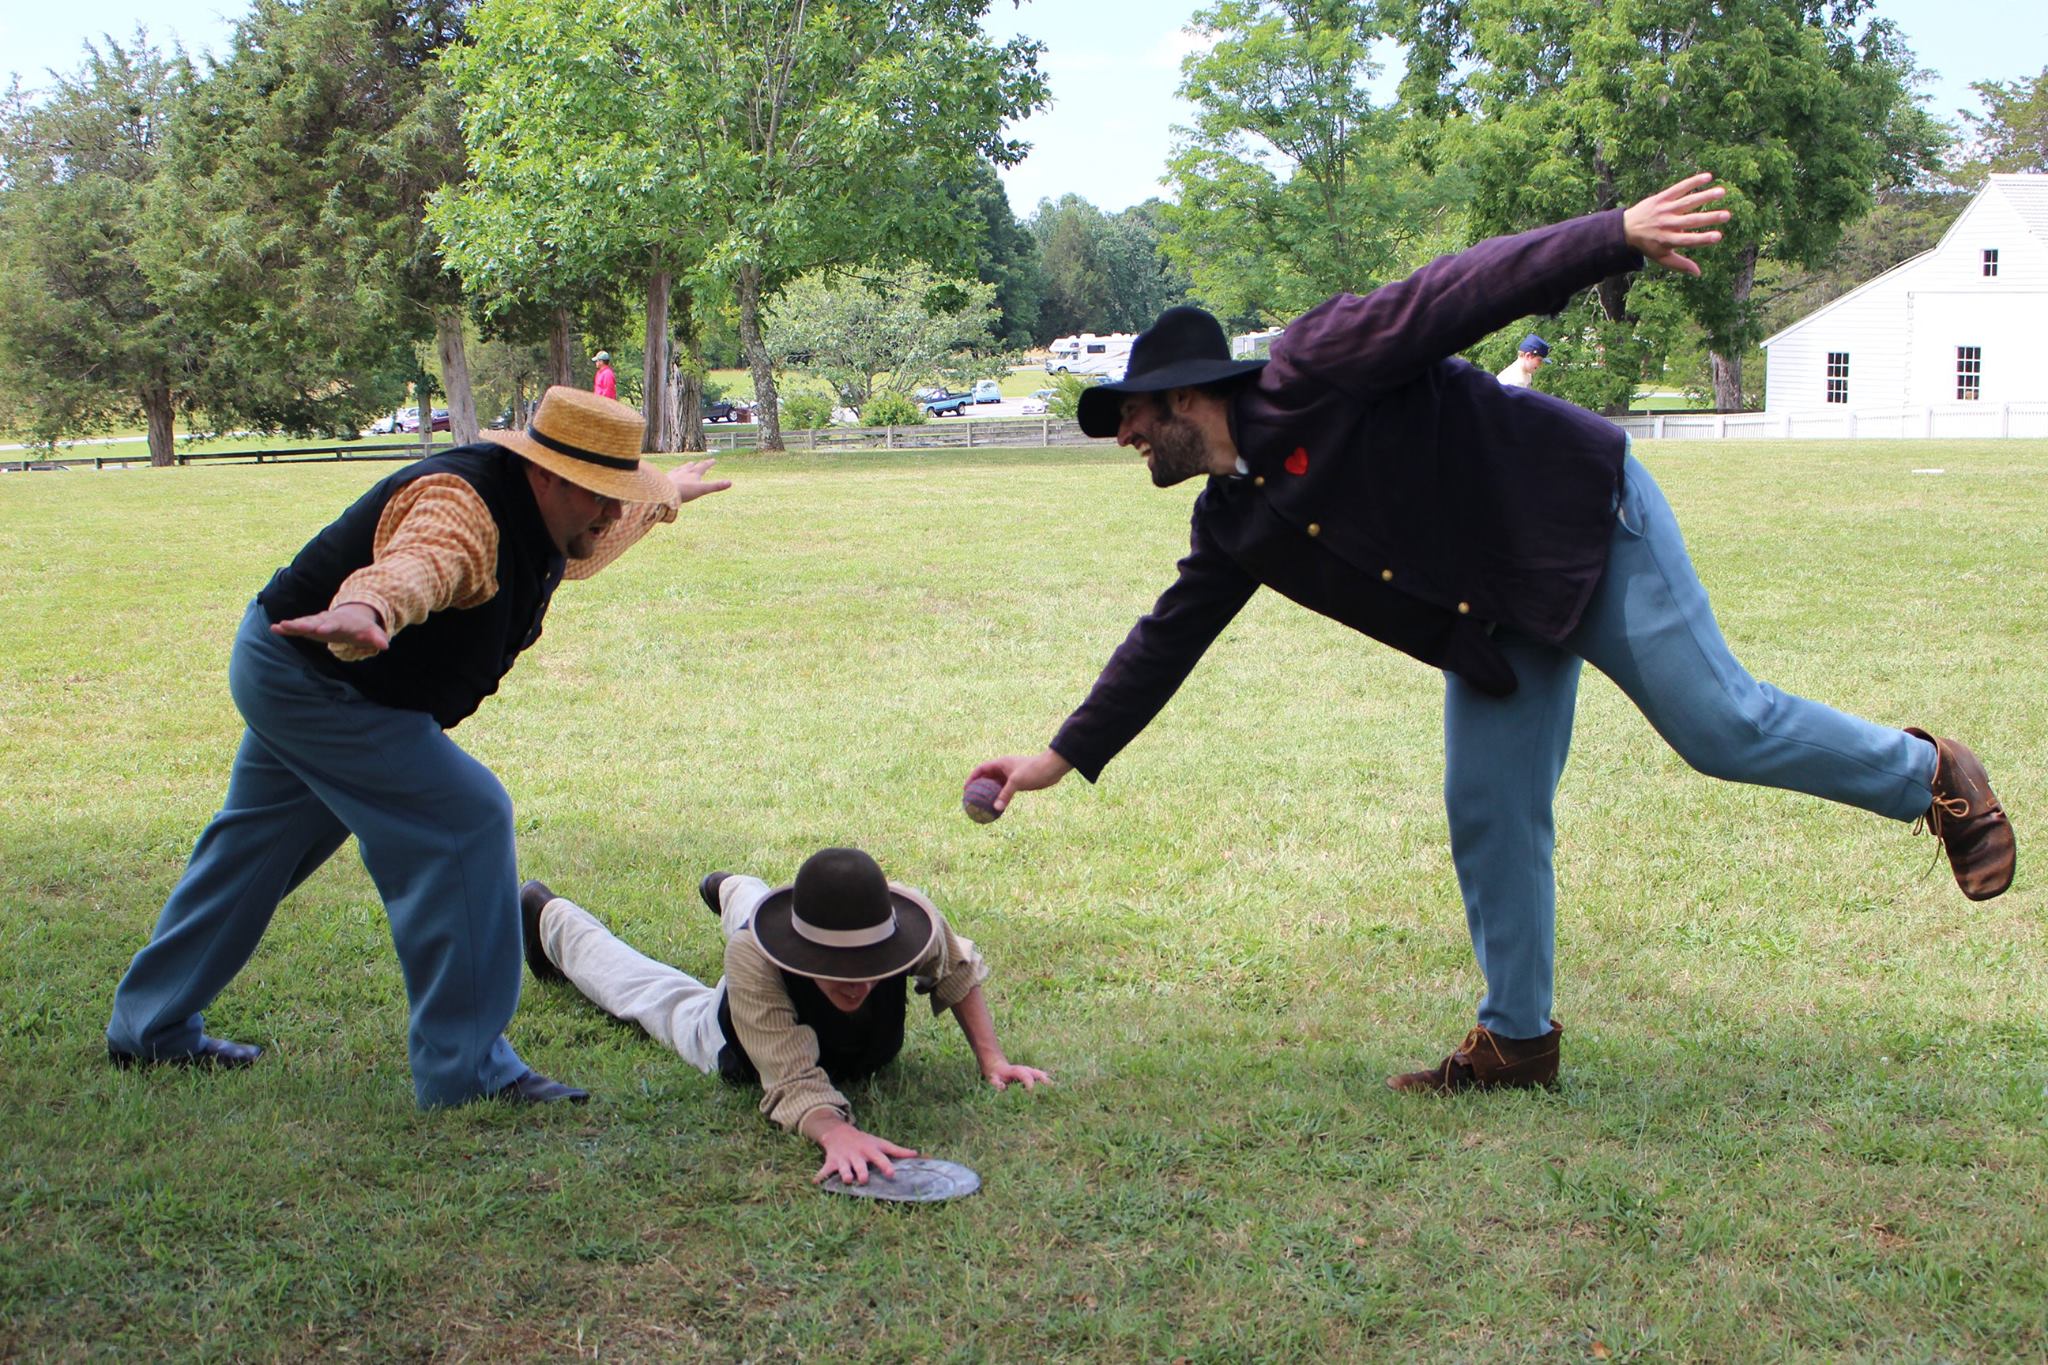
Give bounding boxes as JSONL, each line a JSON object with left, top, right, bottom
{"left": 1982, "top": 249, "right": 1999, "bottom": 277}
{"left": 1956, "top": 346, "right": 1982, "bottom": 401}
{"left": 1826, "top": 351, "right": 1859, "bottom": 401}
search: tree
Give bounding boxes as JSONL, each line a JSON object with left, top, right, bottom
{"left": 764, "top": 265, "right": 1002, "bottom": 410}
{"left": 1961, "top": 66, "right": 2048, "bottom": 176}
{"left": 0, "top": 37, "right": 201, "bottom": 464}
{"left": 1398, "top": 0, "right": 1939, "bottom": 409}
{"left": 1100, "top": 200, "right": 1195, "bottom": 332}
{"left": 440, "top": 0, "right": 1046, "bottom": 451}
{"left": 955, "top": 161, "right": 1045, "bottom": 347}
{"left": 1030, "top": 196, "right": 1189, "bottom": 338}
{"left": 1163, "top": 0, "right": 1447, "bottom": 326}
{"left": 1032, "top": 195, "right": 1114, "bottom": 339}
{"left": 139, "top": 0, "right": 480, "bottom": 440}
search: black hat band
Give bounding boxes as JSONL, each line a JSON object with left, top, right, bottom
{"left": 526, "top": 425, "right": 642, "bottom": 472}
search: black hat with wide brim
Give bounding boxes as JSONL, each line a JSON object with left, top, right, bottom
{"left": 1076, "top": 306, "right": 1269, "bottom": 438}
{"left": 748, "top": 848, "right": 937, "bottom": 983}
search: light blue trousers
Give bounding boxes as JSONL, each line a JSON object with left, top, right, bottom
{"left": 107, "top": 602, "right": 530, "bottom": 1107}
{"left": 1443, "top": 454, "right": 1937, "bottom": 1039}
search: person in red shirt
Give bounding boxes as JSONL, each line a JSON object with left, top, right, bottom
{"left": 592, "top": 350, "right": 617, "bottom": 400}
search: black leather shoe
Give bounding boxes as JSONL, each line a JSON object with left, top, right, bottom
{"left": 494, "top": 1069, "right": 589, "bottom": 1104}
{"left": 108, "top": 1034, "right": 262, "bottom": 1070}
{"left": 519, "top": 879, "right": 566, "bottom": 983}
{"left": 698, "top": 871, "right": 732, "bottom": 917}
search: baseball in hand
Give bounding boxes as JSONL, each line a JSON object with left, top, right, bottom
{"left": 961, "top": 777, "right": 1004, "bottom": 824}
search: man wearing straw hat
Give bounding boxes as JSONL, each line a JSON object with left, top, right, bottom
{"left": 106, "top": 386, "right": 729, "bottom": 1108}
{"left": 520, "top": 849, "right": 1049, "bottom": 1185}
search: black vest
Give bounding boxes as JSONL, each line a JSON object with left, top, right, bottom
{"left": 715, "top": 972, "right": 909, "bottom": 1089}
{"left": 255, "top": 446, "right": 566, "bottom": 729}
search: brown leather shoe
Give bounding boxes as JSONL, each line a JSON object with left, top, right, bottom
{"left": 1906, "top": 728, "right": 2015, "bottom": 901}
{"left": 1386, "top": 1021, "right": 1562, "bottom": 1093}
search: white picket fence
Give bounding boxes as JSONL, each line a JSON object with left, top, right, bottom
{"left": 1615, "top": 402, "right": 2048, "bottom": 442}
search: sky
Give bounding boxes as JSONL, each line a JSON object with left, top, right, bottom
{"left": 5, "top": 0, "right": 2044, "bottom": 214}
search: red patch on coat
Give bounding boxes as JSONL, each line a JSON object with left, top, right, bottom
{"left": 1284, "top": 447, "right": 1309, "bottom": 476}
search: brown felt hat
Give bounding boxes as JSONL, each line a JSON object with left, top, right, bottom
{"left": 479, "top": 385, "right": 674, "bottom": 504}
{"left": 748, "top": 848, "right": 937, "bottom": 983}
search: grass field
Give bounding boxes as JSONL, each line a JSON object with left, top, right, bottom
{"left": 1, "top": 439, "right": 2043, "bottom": 1360}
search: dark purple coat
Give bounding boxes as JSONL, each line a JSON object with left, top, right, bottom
{"left": 1051, "top": 210, "right": 1646, "bottom": 781}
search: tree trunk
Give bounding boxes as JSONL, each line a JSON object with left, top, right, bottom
{"left": 673, "top": 288, "right": 706, "bottom": 452}
{"left": 141, "top": 382, "right": 175, "bottom": 467}
{"left": 436, "top": 309, "right": 480, "bottom": 445}
{"left": 1596, "top": 273, "right": 1632, "bottom": 323}
{"left": 1708, "top": 244, "right": 1760, "bottom": 411}
{"left": 548, "top": 306, "right": 575, "bottom": 389}
{"left": 736, "top": 264, "right": 783, "bottom": 451}
{"left": 642, "top": 266, "right": 672, "bottom": 451}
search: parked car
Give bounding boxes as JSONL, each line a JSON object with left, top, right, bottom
{"left": 1020, "top": 387, "right": 1055, "bottom": 416}
{"left": 921, "top": 391, "right": 973, "bottom": 417}
{"left": 396, "top": 407, "right": 450, "bottom": 433}
{"left": 368, "top": 410, "right": 406, "bottom": 435}
{"left": 971, "top": 380, "right": 1002, "bottom": 403}
{"left": 704, "top": 398, "right": 754, "bottom": 423}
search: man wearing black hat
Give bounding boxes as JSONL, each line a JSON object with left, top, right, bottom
{"left": 1496, "top": 333, "right": 1550, "bottom": 388}
{"left": 967, "top": 173, "right": 2014, "bottom": 1094}
{"left": 520, "top": 848, "right": 1049, "bottom": 1185}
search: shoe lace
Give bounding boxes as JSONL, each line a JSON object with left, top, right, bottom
{"left": 1910, "top": 788, "right": 1973, "bottom": 881}
{"left": 1913, "top": 791, "right": 1971, "bottom": 841}
{"left": 1457, "top": 1025, "right": 1508, "bottom": 1067}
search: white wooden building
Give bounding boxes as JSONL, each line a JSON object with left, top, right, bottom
{"left": 1757, "top": 173, "right": 2048, "bottom": 439}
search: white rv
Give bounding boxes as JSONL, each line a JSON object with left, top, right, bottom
{"left": 1045, "top": 332, "right": 1136, "bottom": 379}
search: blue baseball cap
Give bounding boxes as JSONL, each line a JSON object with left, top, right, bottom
{"left": 1518, "top": 334, "right": 1550, "bottom": 358}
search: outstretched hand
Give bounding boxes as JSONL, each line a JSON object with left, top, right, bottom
{"left": 1623, "top": 173, "right": 1732, "bottom": 276}
{"left": 271, "top": 602, "right": 389, "bottom": 655}
{"left": 669, "top": 457, "right": 731, "bottom": 505}
{"left": 965, "top": 749, "right": 1074, "bottom": 816}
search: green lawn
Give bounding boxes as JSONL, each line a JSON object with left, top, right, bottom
{"left": 1, "top": 440, "right": 2043, "bottom": 1360}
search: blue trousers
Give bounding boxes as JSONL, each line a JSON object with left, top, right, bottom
{"left": 107, "top": 602, "right": 530, "bottom": 1107}
{"left": 1443, "top": 454, "right": 1937, "bottom": 1039}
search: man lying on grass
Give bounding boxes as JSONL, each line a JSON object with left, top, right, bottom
{"left": 521, "top": 847, "right": 1049, "bottom": 1184}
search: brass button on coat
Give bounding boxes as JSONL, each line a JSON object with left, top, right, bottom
{"left": 1381, "top": 568, "right": 1394, "bottom": 582}
{"left": 1252, "top": 476, "right": 1265, "bottom": 487}
{"left": 1457, "top": 601, "right": 1471, "bottom": 614}
{"left": 1305, "top": 522, "right": 1321, "bottom": 537}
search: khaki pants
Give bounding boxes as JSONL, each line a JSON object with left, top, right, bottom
{"left": 536, "top": 875, "right": 772, "bottom": 1072}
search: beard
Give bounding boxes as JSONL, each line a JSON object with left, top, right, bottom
{"left": 1146, "top": 414, "right": 1212, "bottom": 488}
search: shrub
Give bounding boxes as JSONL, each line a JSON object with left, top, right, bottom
{"left": 859, "top": 392, "right": 926, "bottom": 426}
{"left": 1049, "top": 372, "right": 1094, "bottom": 421}
{"left": 780, "top": 392, "right": 835, "bottom": 431}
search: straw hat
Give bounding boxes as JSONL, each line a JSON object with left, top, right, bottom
{"left": 480, "top": 385, "right": 674, "bottom": 504}
{"left": 749, "top": 848, "right": 938, "bottom": 983}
